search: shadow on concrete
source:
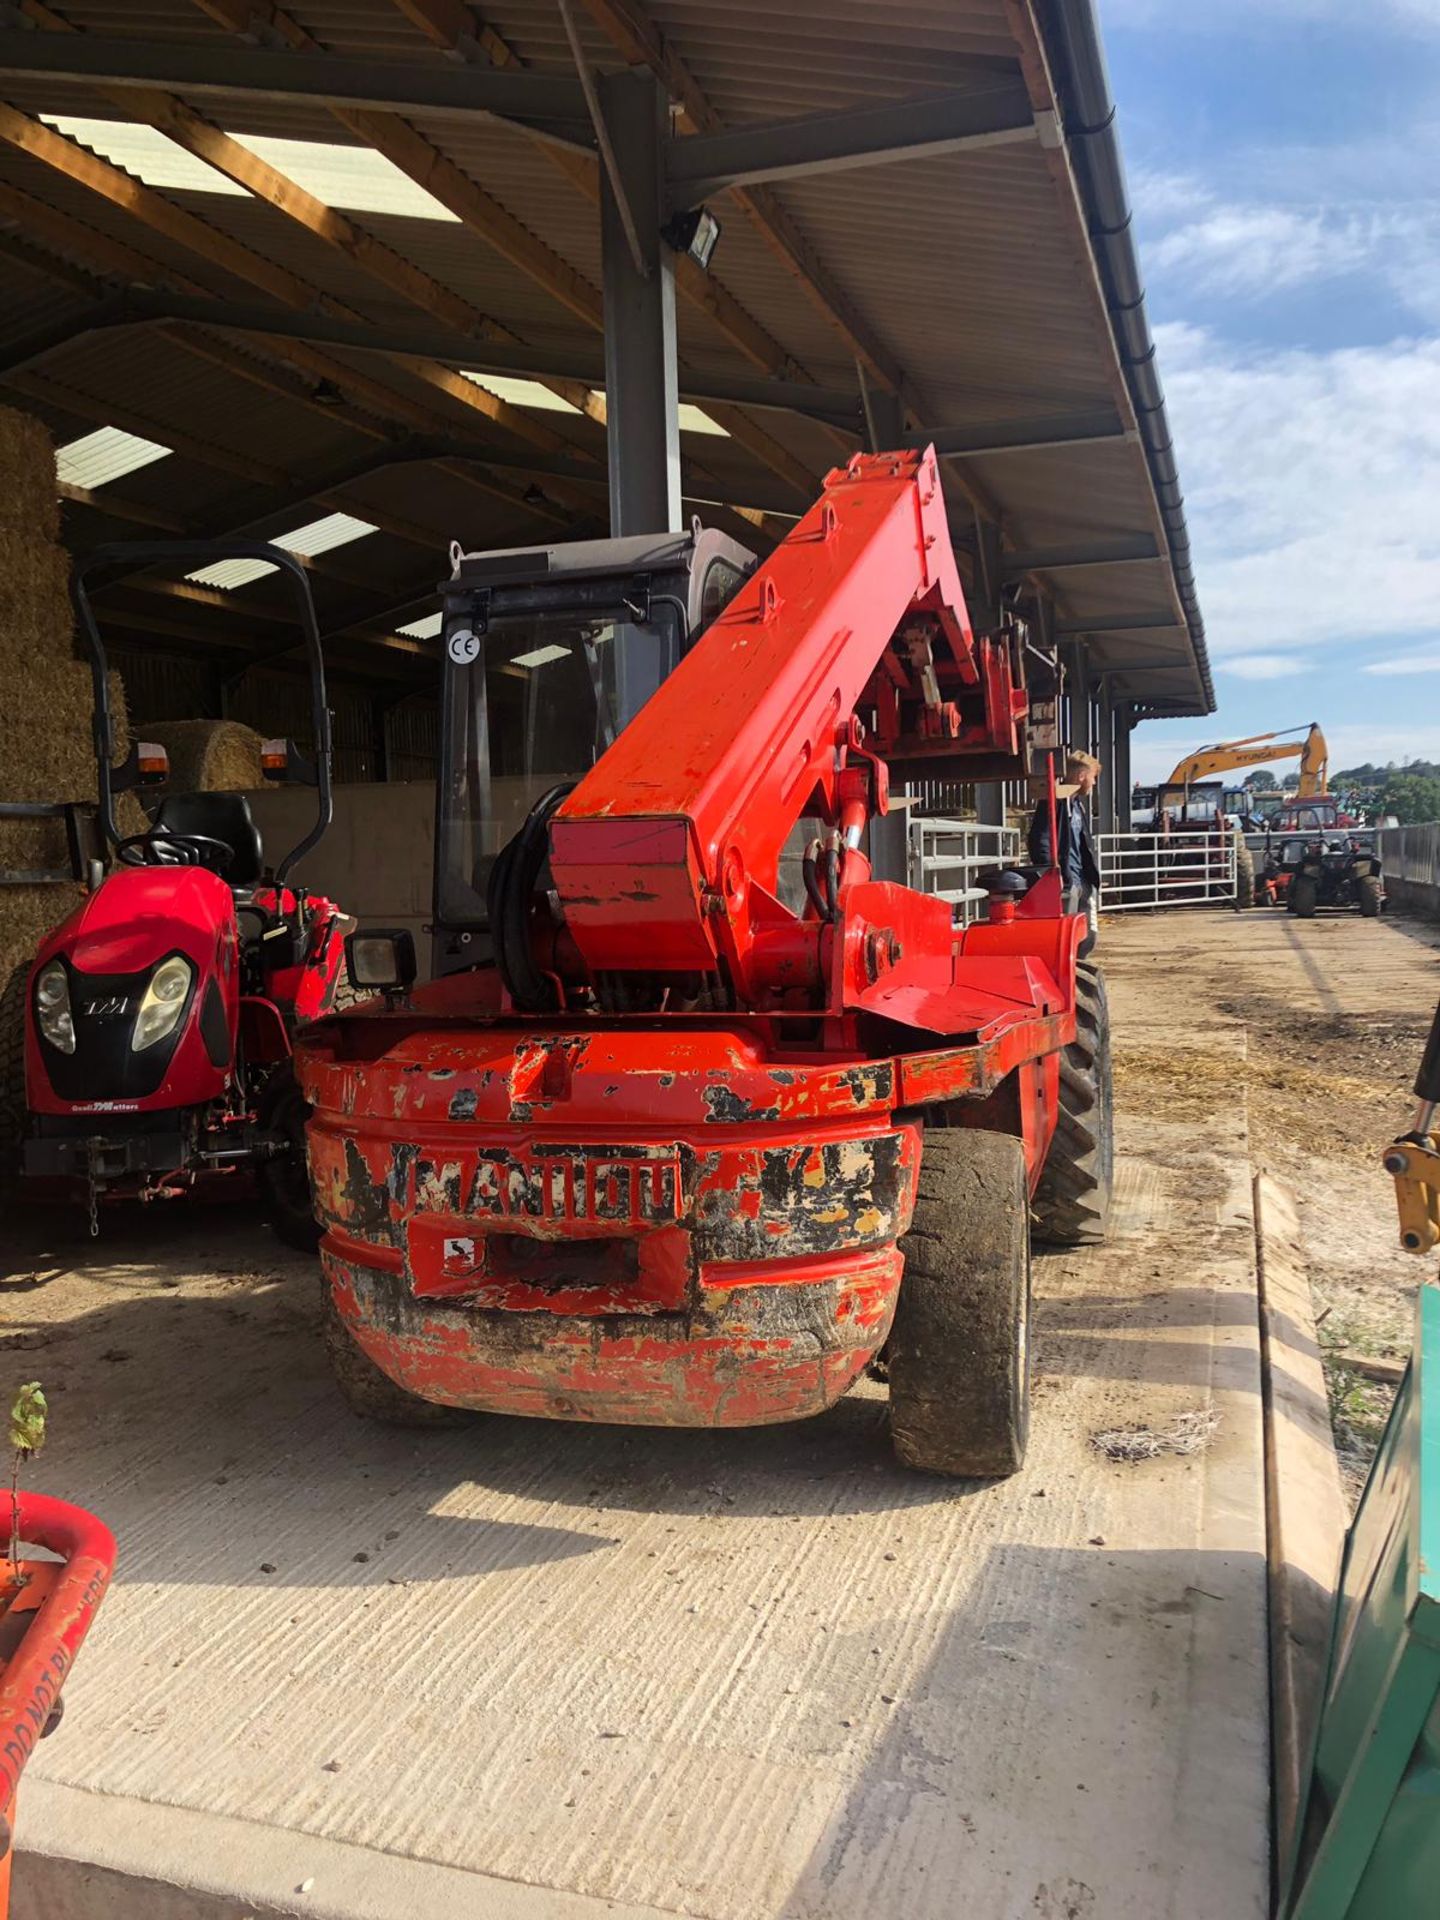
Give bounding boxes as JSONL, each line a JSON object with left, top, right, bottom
{"left": 771, "top": 1538, "right": 1271, "bottom": 1919}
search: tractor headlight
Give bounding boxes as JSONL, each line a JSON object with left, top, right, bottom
{"left": 131, "top": 955, "right": 193, "bottom": 1052}
{"left": 34, "top": 961, "right": 74, "bottom": 1054}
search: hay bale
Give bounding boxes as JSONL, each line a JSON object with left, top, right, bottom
{"left": 0, "top": 531, "right": 72, "bottom": 660}
{"left": 0, "top": 406, "right": 60, "bottom": 541}
{"left": 140, "top": 719, "right": 267, "bottom": 793}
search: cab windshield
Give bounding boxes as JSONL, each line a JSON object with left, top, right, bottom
{"left": 437, "top": 604, "right": 682, "bottom": 928}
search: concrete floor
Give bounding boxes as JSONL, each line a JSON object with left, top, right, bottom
{"left": 4, "top": 915, "right": 1280, "bottom": 1920}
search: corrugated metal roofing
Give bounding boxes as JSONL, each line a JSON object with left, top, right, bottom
{"left": 0, "top": 0, "right": 1209, "bottom": 712}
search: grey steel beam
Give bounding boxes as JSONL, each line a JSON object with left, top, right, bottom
{"left": 925, "top": 410, "right": 1128, "bottom": 457}
{"left": 1113, "top": 703, "right": 1134, "bottom": 830}
{"left": 665, "top": 82, "right": 1041, "bottom": 200}
{"left": 1067, "top": 643, "right": 1092, "bottom": 756}
{"left": 0, "top": 31, "right": 591, "bottom": 142}
{"left": 1054, "top": 612, "right": 1184, "bottom": 635}
{"left": 0, "top": 291, "right": 864, "bottom": 427}
{"left": 1002, "top": 535, "right": 1160, "bottom": 575}
{"left": 599, "top": 69, "right": 679, "bottom": 538}
{"left": 1095, "top": 680, "right": 1115, "bottom": 833}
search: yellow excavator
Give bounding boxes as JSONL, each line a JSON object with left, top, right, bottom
{"left": 1165, "top": 722, "right": 1328, "bottom": 797}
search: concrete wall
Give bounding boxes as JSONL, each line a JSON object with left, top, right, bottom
{"left": 244, "top": 781, "right": 434, "bottom": 957}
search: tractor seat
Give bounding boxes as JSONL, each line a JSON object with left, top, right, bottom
{"left": 154, "top": 791, "right": 264, "bottom": 887}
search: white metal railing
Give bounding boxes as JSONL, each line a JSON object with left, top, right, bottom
{"left": 1096, "top": 829, "right": 1238, "bottom": 912}
{"left": 1378, "top": 822, "right": 1440, "bottom": 886}
{"left": 907, "top": 816, "right": 1021, "bottom": 925}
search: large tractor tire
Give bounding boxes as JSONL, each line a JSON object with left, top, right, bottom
{"left": 1290, "top": 874, "right": 1318, "bottom": 919}
{"left": 1234, "top": 837, "right": 1256, "bottom": 909}
{"left": 321, "top": 1283, "right": 469, "bottom": 1428}
{"left": 1358, "top": 874, "right": 1383, "bottom": 918}
{"left": 256, "top": 1061, "right": 323, "bottom": 1254}
{"left": 1031, "top": 961, "right": 1114, "bottom": 1247}
{"left": 889, "top": 1128, "right": 1031, "bottom": 1479}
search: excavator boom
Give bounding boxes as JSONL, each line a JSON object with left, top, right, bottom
{"left": 1165, "top": 723, "right": 1328, "bottom": 796}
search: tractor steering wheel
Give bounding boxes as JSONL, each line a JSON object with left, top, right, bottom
{"left": 117, "top": 830, "right": 234, "bottom": 873}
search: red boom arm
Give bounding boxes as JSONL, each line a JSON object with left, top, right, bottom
{"left": 548, "top": 448, "right": 1027, "bottom": 1006}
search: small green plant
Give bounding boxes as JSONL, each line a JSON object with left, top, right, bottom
{"left": 8, "top": 1381, "right": 46, "bottom": 1573}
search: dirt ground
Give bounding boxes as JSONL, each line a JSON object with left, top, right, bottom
{"left": 1103, "top": 902, "right": 1439, "bottom": 1496}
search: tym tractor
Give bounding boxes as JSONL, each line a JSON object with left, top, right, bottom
{"left": 16, "top": 542, "right": 350, "bottom": 1244}
{"left": 296, "top": 451, "right": 1113, "bottom": 1478}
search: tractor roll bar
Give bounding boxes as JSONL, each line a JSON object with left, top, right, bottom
{"left": 71, "top": 541, "right": 334, "bottom": 885}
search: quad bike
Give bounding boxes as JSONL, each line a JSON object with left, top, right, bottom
{"left": 1278, "top": 833, "right": 1384, "bottom": 920}
{"left": 296, "top": 449, "right": 1114, "bottom": 1479}
{"left": 0, "top": 1494, "right": 114, "bottom": 1915}
{"left": 13, "top": 542, "right": 350, "bottom": 1247}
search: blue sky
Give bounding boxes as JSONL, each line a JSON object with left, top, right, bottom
{"left": 1101, "top": 0, "right": 1440, "bottom": 782}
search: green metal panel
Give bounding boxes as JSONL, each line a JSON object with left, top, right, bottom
{"left": 1285, "top": 1284, "right": 1440, "bottom": 1918}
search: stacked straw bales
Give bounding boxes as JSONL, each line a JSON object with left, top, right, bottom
{"left": 141, "top": 719, "right": 268, "bottom": 795}
{"left": 0, "top": 406, "right": 138, "bottom": 1147}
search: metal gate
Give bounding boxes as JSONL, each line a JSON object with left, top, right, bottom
{"left": 906, "top": 816, "right": 1021, "bottom": 925}
{"left": 1096, "top": 829, "right": 1238, "bottom": 911}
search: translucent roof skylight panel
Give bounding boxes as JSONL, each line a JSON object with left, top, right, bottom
{"left": 40, "top": 117, "right": 250, "bottom": 196}
{"left": 188, "top": 558, "right": 278, "bottom": 590}
{"left": 397, "top": 613, "right": 443, "bottom": 639}
{"left": 460, "top": 371, "right": 583, "bottom": 415}
{"left": 678, "top": 405, "right": 727, "bottom": 437}
{"left": 55, "top": 426, "right": 172, "bottom": 488}
{"left": 278, "top": 512, "right": 378, "bottom": 558}
{"left": 228, "top": 133, "right": 461, "bottom": 222}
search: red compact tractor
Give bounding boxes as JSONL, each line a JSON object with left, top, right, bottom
{"left": 16, "top": 542, "right": 348, "bottom": 1245}
{"left": 297, "top": 451, "right": 1113, "bottom": 1476}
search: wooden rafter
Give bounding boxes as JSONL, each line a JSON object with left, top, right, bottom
{"left": 185, "top": 0, "right": 825, "bottom": 498}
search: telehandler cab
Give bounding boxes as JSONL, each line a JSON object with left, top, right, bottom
{"left": 297, "top": 450, "right": 1114, "bottom": 1477}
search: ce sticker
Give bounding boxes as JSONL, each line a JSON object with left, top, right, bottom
{"left": 447, "top": 628, "right": 481, "bottom": 665}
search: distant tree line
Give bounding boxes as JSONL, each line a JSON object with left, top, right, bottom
{"left": 1239, "top": 758, "right": 1440, "bottom": 824}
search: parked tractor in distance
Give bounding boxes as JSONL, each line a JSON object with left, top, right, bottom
{"left": 1259, "top": 796, "right": 1385, "bottom": 917}
{"left": 296, "top": 449, "right": 1114, "bottom": 1480}
{"left": 13, "top": 542, "right": 352, "bottom": 1244}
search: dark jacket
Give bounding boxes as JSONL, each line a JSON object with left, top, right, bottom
{"left": 1028, "top": 792, "right": 1101, "bottom": 891}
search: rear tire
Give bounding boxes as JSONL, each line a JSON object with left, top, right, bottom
{"left": 1031, "top": 961, "right": 1114, "bottom": 1247}
{"left": 321, "top": 1282, "right": 468, "bottom": 1427}
{"left": 889, "top": 1129, "right": 1031, "bottom": 1479}
{"left": 1358, "top": 874, "right": 1382, "bottom": 918}
{"left": 256, "top": 1062, "right": 322, "bottom": 1254}
{"left": 1290, "top": 874, "right": 1318, "bottom": 919}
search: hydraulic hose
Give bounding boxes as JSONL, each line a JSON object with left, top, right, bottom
{"left": 486, "top": 783, "right": 575, "bottom": 1012}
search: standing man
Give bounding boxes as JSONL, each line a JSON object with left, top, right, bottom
{"left": 1029, "top": 750, "right": 1102, "bottom": 954}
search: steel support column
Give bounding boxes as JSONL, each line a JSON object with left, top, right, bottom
{"left": 1067, "top": 643, "right": 1092, "bottom": 755}
{"left": 1095, "top": 681, "right": 1115, "bottom": 834}
{"left": 598, "top": 70, "right": 680, "bottom": 537}
{"left": 968, "top": 519, "right": 1006, "bottom": 831}
{"left": 1114, "top": 701, "right": 1133, "bottom": 830}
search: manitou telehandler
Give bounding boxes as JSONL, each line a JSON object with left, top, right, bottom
{"left": 14, "top": 542, "right": 350, "bottom": 1245}
{"left": 296, "top": 450, "right": 1114, "bottom": 1477}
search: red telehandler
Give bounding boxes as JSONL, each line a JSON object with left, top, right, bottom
{"left": 296, "top": 449, "right": 1113, "bottom": 1477}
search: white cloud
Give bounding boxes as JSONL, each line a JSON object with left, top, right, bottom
{"left": 1155, "top": 323, "right": 1440, "bottom": 658}
{"left": 1364, "top": 653, "right": 1440, "bottom": 675}
{"left": 1219, "top": 654, "right": 1307, "bottom": 680}
{"left": 1149, "top": 203, "right": 1387, "bottom": 299}
{"left": 1131, "top": 165, "right": 1440, "bottom": 315}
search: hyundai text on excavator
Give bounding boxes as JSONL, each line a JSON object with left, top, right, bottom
{"left": 15, "top": 541, "right": 350, "bottom": 1246}
{"left": 296, "top": 450, "right": 1114, "bottom": 1477}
